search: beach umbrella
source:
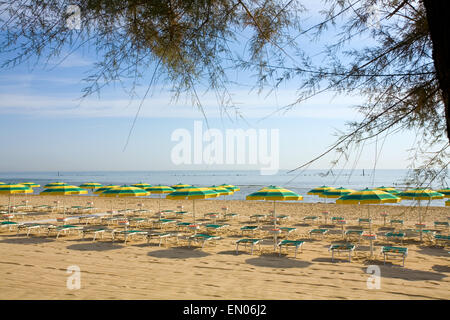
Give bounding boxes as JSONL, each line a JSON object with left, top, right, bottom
{"left": 219, "top": 184, "right": 240, "bottom": 192}
{"left": 319, "top": 187, "right": 355, "bottom": 199}
{"left": 40, "top": 185, "right": 88, "bottom": 216}
{"left": 20, "top": 182, "right": 40, "bottom": 188}
{"left": 336, "top": 188, "right": 401, "bottom": 257}
{"left": 99, "top": 185, "right": 150, "bottom": 212}
{"left": 246, "top": 186, "right": 303, "bottom": 227}
{"left": 44, "top": 182, "right": 68, "bottom": 188}
{"left": 131, "top": 183, "right": 153, "bottom": 189}
{"left": 79, "top": 182, "right": 103, "bottom": 190}
{"left": 209, "top": 186, "right": 234, "bottom": 196}
{"left": 307, "top": 185, "right": 334, "bottom": 204}
{"left": 166, "top": 187, "right": 219, "bottom": 223}
{"left": 437, "top": 188, "right": 450, "bottom": 198}
{"left": 0, "top": 182, "right": 5, "bottom": 184}
{"left": 93, "top": 185, "right": 119, "bottom": 194}
{"left": 144, "top": 185, "right": 175, "bottom": 214}
{"left": 171, "top": 183, "right": 192, "bottom": 190}
{"left": 446, "top": 200, "right": 450, "bottom": 207}
{"left": 398, "top": 188, "right": 444, "bottom": 240}
{"left": 375, "top": 186, "right": 400, "bottom": 194}
{"left": 0, "top": 184, "right": 33, "bottom": 214}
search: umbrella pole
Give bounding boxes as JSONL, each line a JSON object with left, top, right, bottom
{"left": 193, "top": 199, "right": 196, "bottom": 224}
{"left": 273, "top": 201, "right": 276, "bottom": 227}
{"left": 8, "top": 194, "right": 11, "bottom": 215}
{"left": 419, "top": 199, "right": 422, "bottom": 242}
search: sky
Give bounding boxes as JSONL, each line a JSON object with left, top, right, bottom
{"left": 0, "top": 2, "right": 419, "bottom": 173}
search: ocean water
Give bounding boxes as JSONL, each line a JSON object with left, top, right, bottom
{"left": 0, "top": 169, "right": 449, "bottom": 206}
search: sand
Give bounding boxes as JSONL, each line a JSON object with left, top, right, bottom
{"left": 0, "top": 194, "right": 449, "bottom": 300}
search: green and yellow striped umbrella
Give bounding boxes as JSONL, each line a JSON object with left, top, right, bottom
{"left": 171, "top": 183, "right": 192, "bottom": 190}
{"left": 167, "top": 187, "right": 219, "bottom": 223}
{"left": 131, "top": 183, "right": 153, "bottom": 189}
{"left": 20, "top": 182, "right": 40, "bottom": 188}
{"left": 319, "top": 187, "right": 356, "bottom": 199}
{"left": 210, "top": 186, "right": 234, "bottom": 196}
{"left": 79, "top": 182, "right": 103, "bottom": 190}
{"left": 336, "top": 188, "right": 401, "bottom": 205}
{"left": 0, "top": 184, "right": 33, "bottom": 214}
{"left": 445, "top": 200, "right": 450, "bottom": 207}
{"left": 398, "top": 188, "right": 444, "bottom": 241}
{"left": 219, "top": 184, "right": 240, "bottom": 192}
{"left": 375, "top": 186, "right": 400, "bottom": 194}
{"left": 44, "top": 182, "right": 68, "bottom": 188}
{"left": 99, "top": 185, "right": 150, "bottom": 212}
{"left": 246, "top": 186, "right": 303, "bottom": 227}
{"left": 40, "top": 185, "right": 88, "bottom": 216}
{"left": 307, "top": 185, "right": 333, "bottom": 195}
{"left": 336, "top": 188, "right": 401, "bottom": 256}
{"left": 0, "top": 182, "right": 5, "bottom": 185}
{"left": 144, "top": 185, "right": 175, "bottom": 213}
{"left": 93, "top": 185, "right": 119, "bottom": 194}
{"left": 437, "top": 188, "right": 450, "bottom": 198}
{"left": 398, "top": 188, "right": 444, "bottom": 200}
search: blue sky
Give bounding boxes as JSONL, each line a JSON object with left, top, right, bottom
{"left": 0, "top": 2, "right": 418, "bottom": 172}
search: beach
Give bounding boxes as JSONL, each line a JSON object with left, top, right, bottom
{"left": 0, "top": 194, "right": 449, "bottom": 300}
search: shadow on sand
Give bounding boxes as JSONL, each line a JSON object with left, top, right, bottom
{"left": 245, "top": 255, "right": 312, "bottom": 268}
{"left": 0, "top": 235, "right": 54, "bottom": 244}
{"left": 66, "top": 242, "right": 124, "bottom": 251}
{"left": 360, "top": 266, "right": 448, "bottom": 281}
{"left": 147, "top": 246, "right": 211, "bottom": 259}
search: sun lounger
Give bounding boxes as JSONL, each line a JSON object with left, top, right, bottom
{"left": 147, "top": 232, "right": 181, "bottom": 246}
{"left": 204, "top": 224, "right": 230, "bottom": 234}
{"left": 78, "top": 215, "right": 99, "bottom": 225}
{"left": 188, "top": 233, "right": 221, "bottom": 248}
{"left": 267, "top": 215, "right": 289, "bottom": 223}
{"left": 235, "top": 238, "right": 262, "bottom": 255}
{"left": 174, "top": 211, "right": 189, "bottom": 218}
{"left": 0, "top": 221, "right": 21, "bottom": 232}
{"left": 390, "top": 219, "right": 404, "bottom": 227}
{"left": 331, "top": 217, "right": 345, "bottom": 224}
{"left": 303, "top": 216, "right": 318, "bottom": 223}
{"left": 111, "top": 229, "right": 148, "bottom": 244}
{"left": 381, "top": 246, "right": 408, "bottom": 267}
{"left": 47, "top": 225, "right": 84, "bottom": 239}
{"left": 358, "top": 218, "right": 372, "bottom": 227}
{"left": 250, "top": 214, "right": 267, "bottom": 222}
{"left": 277, "top": 240, "right": 304, "bottom": 258}
{"left": 240, "top": 225, "right": 259, "bottom": 236}
{"left": 329, "top": 243, "right": 356, "bottom": 262}
{"left": 128, "top": 217, "right": 148, "bottom": 227}
{"left": 385, "top": 232, "right": 405, "bottom": 244}
{"left": 82, "top": 227, "right": 108, "bottom": 241}
{"left": 434, "top": 234, "right": 450, "bottom": 247}
{"left": 344, "top": 230, "right": 364, "bottom": 242}
{"left": 309, "top": 228, "right": 329, "bottom": 239}
{"left": 152, "top": 218, "right": 177, "bottom": 229}
{"left": 223, "top": 213, "right": 239, "bottom": 220}
{"left": 17, "top": 223, "right": 50, "bottom": 237}
{"left": 279, "top": 227, "right": 296, "bottom": 238}
{"left": 434, "top": 221, "right": 449, "bottom": 230}
{"left": 176, "top": 222, "right": 193, "bottom": 231}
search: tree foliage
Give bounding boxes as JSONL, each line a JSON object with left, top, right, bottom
{"left": 0, "top": 0, "right": 448, "bottom": 186}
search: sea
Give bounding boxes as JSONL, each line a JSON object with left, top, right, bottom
{"left": 0, "top": 169, "right": 449, "bottom": 207}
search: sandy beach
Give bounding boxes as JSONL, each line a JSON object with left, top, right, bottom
{"left": 0, "top": 194, "right": 449, "bottom": 300}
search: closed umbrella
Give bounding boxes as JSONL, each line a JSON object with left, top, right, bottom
{"left": 398, "top": 188, "right": 444, "bottom": 241}
{"left": 0, "top": 184, "right": 33, "bottom": 214}
{"left": 336, "top": 188, "right": 401, "bottom": 257}
{"left": 166, "top": 187, "right": 219, "bottom": 223}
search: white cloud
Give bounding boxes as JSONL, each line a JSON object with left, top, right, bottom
{"left": 0, "top": 86, "right": 364, "bottom": 120}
